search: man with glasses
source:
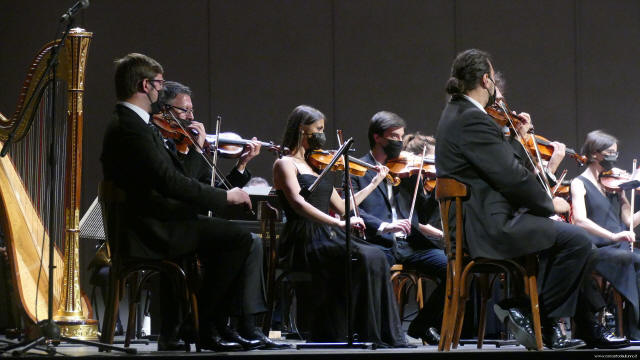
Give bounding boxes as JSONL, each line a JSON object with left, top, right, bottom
{"left": 350, "top": 111, "right": 447, "bottom": 345}
{"left": 101, "top": 53, "right": 258, "bottom": 352}
{"left": 156, "top": 81, "right": 288, "bottom": 350}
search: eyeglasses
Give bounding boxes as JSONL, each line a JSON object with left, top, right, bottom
{"left": 147, "top": 79, "right": 165, "bottom": 88}
{"left": 167, "top": 104, "right": 194, "bottom": 116}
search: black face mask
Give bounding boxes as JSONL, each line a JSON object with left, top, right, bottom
{"left": 306, "top": 132, "right": 326, "bottom": 150}
{"left": 383, "top": 139, "right": 403, "bottom": 160}
{"left": 486, "top": 76, "right": 496, "bottom": 107}
{"left": 599, "top": 154, "right": 618, "bottom": 171}
{"left": 144, "top": 86, "right": 165, "bottom": 114}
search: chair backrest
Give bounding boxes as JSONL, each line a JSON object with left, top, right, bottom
{"left": 98, "top": 180, "right": 127, "bottom": 266}
{"left": 435, "top": 178, "right": 468, "bottom": 264}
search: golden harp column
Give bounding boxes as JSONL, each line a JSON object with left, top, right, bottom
{"left": 52, "top": 27, "right": 99, "bottom": 340}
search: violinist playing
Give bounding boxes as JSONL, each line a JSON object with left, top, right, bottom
{"left": 349, "top": 113, "right": 446, "bottom": 345}
{"left": 157, "top": 81, "right": 261, "bottom": 188}
{"left": 435, "top": 49, "right": 628, "bottom": 349}
{"left": 492, "top": 72, "right": 568, "bottom": 184}
{"left": 272, "top": 105, "right": 410, "bottom": 347}
{"left": 571, "top": 130, "right": 640, "bottom": 340}
{"left": 156, "top": 81, "right": 289, "bottom": 350}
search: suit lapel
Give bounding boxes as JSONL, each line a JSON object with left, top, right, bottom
{"left": 363, "top": 153, "right": 391, "bottom": 209}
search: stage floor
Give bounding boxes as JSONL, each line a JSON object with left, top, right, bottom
{"left": 2, "top": 336, "right": 640, "bottom": 359}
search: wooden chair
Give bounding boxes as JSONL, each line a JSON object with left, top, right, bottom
{"left": 98, "top": 181, "right": 201, "bottom": 352}
{"left": 260, "top": 201, "right": 312, "bottom": 337}
{"left": 435, "top": 177, "right": 543, "bottom": 351}
{"left": 390, "top": 264, "right": 438, "bottom": 321}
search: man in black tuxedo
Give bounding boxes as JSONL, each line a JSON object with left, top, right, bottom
{"left": 350, "top": 112, "right": 445, "bottom": 345}
{"left": 434, "top": 49, "right": 628, "bottom": 349}
{"left": 156, "top": 81, "right": 288, "bottom": 349}
{"left": 101, "top": 53, "right": 256, "bottom": 351}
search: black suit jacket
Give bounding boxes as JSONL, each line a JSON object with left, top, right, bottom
{"left": 435, "top": 95, "right": 557, "bottom": 259}
{"left": 351, "top": 153, "right": 441, "bottom": 258}
{"left": 101, "top": 104, "right": 228, "bottom": 259}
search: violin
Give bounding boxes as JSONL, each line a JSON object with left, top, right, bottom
{"left": 152, "top": 113, "right": 286, "bottom": 157}
{"left": 386, "top": 151, "right": 436, "bottom": 181}
{"left": 599, "top": 167, "right": 640, "bottom": 192}
{"left": 151, "top": 113, "right": 196, "bottom": 153}
{"left": 205, "top": 133, "right": 287, "bottom": 158}
{"left": 307, "top": 150, "right": 400, "bottom": 185}
{"left": 486, "top": 100, "right": 587, "bottom": 166}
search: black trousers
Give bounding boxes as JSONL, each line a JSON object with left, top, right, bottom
{"left": 537, "top": 220, "right": 602, "bottom": 320}
{"left": 159, "top": 215, "right": 254, "bottom": 337}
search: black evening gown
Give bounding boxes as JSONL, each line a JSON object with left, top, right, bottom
{"left": 579, "top": 175, "right": 640, "bottom": 338}
{"left": 277, "top": 173, "right": 408, "bottom": 347}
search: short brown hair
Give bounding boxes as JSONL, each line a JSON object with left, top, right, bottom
{"left": 403, "top": 132, "right": 436, "bottom": 156}
{"left": 114, "top": 53, "right": 163, "bottom": 101}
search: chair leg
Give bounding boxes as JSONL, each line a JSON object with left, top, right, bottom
{"left": 451, "top": 273, "right": 470, "bottom": 350}
{"left": 477, "top": 274, "right": 490, "bottom": 349}
{"left": 444, "top": 264, "right": 461, "bottom": 351}
{"left": 614, "top": 290, "right": 624, "bottom": 337}
{"left": 525, "top": 258, "right": 543, "bottom": 351}
{"left": 417, "top": 277, "right": 424, "bottom": 309}
{"left": 190, "top": 292, "right": 201, "bottom": 352}
{"left": 101, "top": 275, "right": 120, "bottom": 347}
{"left": 124, "top": 273, "right": 139, "bottom": 348}
{"left": 439, "top": 262, "right": 456, "bottom": 351}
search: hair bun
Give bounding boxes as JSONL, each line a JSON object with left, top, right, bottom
{"left": 445, "top": 77, "right": 462, "bottom": 94}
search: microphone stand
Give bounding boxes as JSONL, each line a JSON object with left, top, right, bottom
{"left": 297, "top": 138, "right": 374, "bottom": 350}
{"left": 1, "top": 6, "right": 133, "bottom": 356}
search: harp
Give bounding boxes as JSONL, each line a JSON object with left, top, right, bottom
{"left": 0, "top": 28, "right": 97, "bottom": 339}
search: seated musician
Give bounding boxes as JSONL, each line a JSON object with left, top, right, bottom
{"left": 571, "top": 130, "right": 640, "bottom": 340}
{"left": 435, "top": 49, "right": 628, "bottom": 349}
{"left": 272, "top": 105, "right": 410, "bottom": 347}
{"left": 154, "top": 81, "right": 288, "bottom": 349}
{"left": 101, "top": 53, "right": 259, "bottom": 352}
{"left": 402, "top": 132, "right": 443, "bottom": 248}
{"left": 349, "top": 115, "right": 446, "bottom": 345}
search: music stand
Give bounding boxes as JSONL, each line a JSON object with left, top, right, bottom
{"left": 0, "top": 3, "right": 133, "bottom": 356}
{"left": 297, "top": 138, "right": 374, "bottom": 350}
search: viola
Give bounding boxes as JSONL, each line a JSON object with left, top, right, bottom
{"left": 307, "top": 150, "right": 399, "bottom": 184}
{"left": 386, "top": 151, "right": 436, "bottom": 181}
{"left": 599, "top": 167, "right": 640, "bottom": 192}
{"left": 486, "top": 100, "right": 587, "bottom": 166}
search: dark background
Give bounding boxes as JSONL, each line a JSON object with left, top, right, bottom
{"left": 1, "top": 0, "right": 639, "bottom": 294}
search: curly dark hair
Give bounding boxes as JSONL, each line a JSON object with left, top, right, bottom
{"left": 445, "top": 49, "right": 493, "bottom": 95}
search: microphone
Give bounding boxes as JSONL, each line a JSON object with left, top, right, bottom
{"left": 60, "top": 0, "right": 90, "bottom": 22}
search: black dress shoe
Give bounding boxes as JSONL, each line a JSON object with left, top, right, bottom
{"left": 542, "top": 323, "right": 585, "bottom": 350}
{"left": 577, "top": 322, "right": 630, "bottom": 349}
{"left": 219, "top": 326, "right": 263, "bottom": 350}
{"left": 240, "top": 328, "right": 292, "bottom": 350}
{"left": 407, "top": 326, "right": 440, "bottom": 346}
{"left": 200, "top": 335, "right": 243, "bottom": 352}
{"left": 493, "top": 303, "right": 537, "bottom": 350}
{"left": 157, "top": 335, "right": 188, "bottom": 351}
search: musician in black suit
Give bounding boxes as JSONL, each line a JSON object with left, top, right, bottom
{"left": 101, "top": 53, "right": 257, "bottom": 352}
{"left": 435, "top": 49, "right": 628, "bottom": 349}
{"left": 350, "top": 112, "right": 445, "bottom": 345}
{"left": 156, "top": 81, "right": 288, "bottom": 349}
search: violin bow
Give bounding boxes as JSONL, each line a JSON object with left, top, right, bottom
{"left": 337, "top": 130, "right": 366, "bottom": 239}
{"left": 631, "top": 159, "right": 637, "bottom": 252}
{"left": 551, "top": 169, "right": 568, "bottom": 197}
{"left": 497, "top": 101, "right": 554, "bottom": 199}
{"left": 408, "top": 145, "right": 428, "bottom": 222}
{"left": 163, "top": 110, "right": 233, "bottom": 191}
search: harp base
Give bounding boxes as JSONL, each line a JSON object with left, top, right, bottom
{"left": 56, "top": 319, "right": 99, "bottom": 341}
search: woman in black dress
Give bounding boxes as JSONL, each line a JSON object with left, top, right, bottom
{"left": 571, "top": 130, "right": 640, "bottom": 339}
{"left": 272, "top": 105, "right": 408, "bottom": 347}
